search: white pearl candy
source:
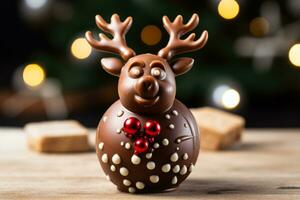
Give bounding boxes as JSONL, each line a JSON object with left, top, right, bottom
{"left": 112, "top": 154, "right": 121, "bottom": 164}
{"left": 128, "top": 187, "right": 136, "bottom": 193}
{"left": 180, "top": 165, "right": 188, "bottom": 175}
{"left": 120, "top": 167, "right": 129, "bottom": 176}
{"left": 110, "top": 165, "right": 116, "bottom": 172}
{"left": 98, "top": 142, "right": 104, "bottom": 150}
{"left": 170, "top": 152, "right": 179, "bottom": 162}
{"left": 171, "top": 176, "right": 178, "bottom": 184}
{"left": 136, "top": 182, "right": 145, "bottom": 190}
{"left": 161, "top": 164, "right": 171, "bottom": 173}
{"left": 123, "top": 179, "right": 131, "bottom": 186}
{"left": 173, "top": 165, "right": 180, "bottom": 173}
{"left": 125, "top": 143, "right": 131, "bottom": 149}
{"left": 147, "top": 161, "right": 156, "bottom": 170}
{"left": 162, "top": 139, "right": 169, "bottom": 146}
{"left": 101, "top": 154, "right": 108, "bottom": 163}
{"left": 183, "top": 153, "right": 189, "bottom": 160}
{"left": 131, "top": 155, "right": 141, "bottom": 165}
{"left": 146, "top": 153, "right": 152, "bottom": 159}
{"left": 149, "top": 175, "right": 159, "bottom": 183}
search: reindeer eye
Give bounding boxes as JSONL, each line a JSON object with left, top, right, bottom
{"left": 129, "top": 66, "right": 143, "bottom": 78}
{"left": 151, "top": 67, "right": 166, "bottom": 80}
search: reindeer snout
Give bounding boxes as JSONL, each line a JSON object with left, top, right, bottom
{"left": 135, "top": 76, "right": 159, "bottom": 98}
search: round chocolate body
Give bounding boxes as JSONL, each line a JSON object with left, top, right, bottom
{"left": 96, "top": 99, "right": 200, "bottom": 193}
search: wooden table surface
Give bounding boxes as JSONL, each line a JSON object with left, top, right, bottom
{"left": 0, "top": 128, "right": 300, "bottom": 200}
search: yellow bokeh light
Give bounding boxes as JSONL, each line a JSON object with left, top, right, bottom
{"left": 71, "top": 38, "right": 92, "bottom": 59}
{"left": 289, "top": 44, "right": 300, "bottom": 67}
{"left": 141, "top": 25, "right": 162, "bottom": 46}
{"left": 218, "top": 0, "right": 240, "bottom": 20}
{"left": 23, "top": 64, "right": 46, "bottom": 87}
{"left": 221, "top": 89, "right": 240, "bottom": 109}
{"left": 249, "top": 17, "right": 269, "bottom": 37}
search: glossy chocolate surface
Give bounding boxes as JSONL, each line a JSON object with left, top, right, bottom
{"left": 118, "top": 54, "right": 176, "bottom": 114}
{"left": 86, "top": 13, "right": 208, "bottom": 193}
{"left": 96, "top": 100, "right": 199, "bottom": 193}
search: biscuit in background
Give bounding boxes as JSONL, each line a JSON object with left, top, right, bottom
{"left": 24, "top": 120, "right": 90, "bottom": 153}
{"left": 191, "top": 107, "right": 245, "bottom": 151}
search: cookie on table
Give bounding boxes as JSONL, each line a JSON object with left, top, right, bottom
{"left": 24, "top": 120, "right": 90, "bottom": 153}
{"left": 190, "top": 107, "right": 245, "bottom": 151}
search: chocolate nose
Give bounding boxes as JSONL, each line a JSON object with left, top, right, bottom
{"left": 135, "top": 76, "right": 159, "bottom": 98}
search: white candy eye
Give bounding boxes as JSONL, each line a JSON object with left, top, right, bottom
{"left": 129, "top": 66, "right": 143, "bottom": 78}
{"left": 132, "top": 67, "right": 141, "bottom": 76}
{"left": 151, "top": 67, "right": 166, "bottom": 80}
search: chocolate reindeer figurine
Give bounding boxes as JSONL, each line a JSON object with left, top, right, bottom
{"left": 86, "top": 13, "right": 208, "bottom": 193}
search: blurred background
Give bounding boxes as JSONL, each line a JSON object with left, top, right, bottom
{"left": 0, "top": 0, "right": 300, "bottom": 127}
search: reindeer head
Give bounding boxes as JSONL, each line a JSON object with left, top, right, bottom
{"left": 86, "top": 14, "right": 208, "bottom": 114}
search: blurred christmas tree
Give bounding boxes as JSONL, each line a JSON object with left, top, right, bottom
{"left": 1, "top": 0, "right": 300, "bottom": 126}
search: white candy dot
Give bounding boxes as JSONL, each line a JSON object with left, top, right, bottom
{"left": 110, "top": 165, "right": 116, "bottom": 172}
{"left": 101, "top": 154, "right": 108, "bottom": 163}
{"left": 180, "top": 165, "right": 187, "bottom": 175}
{"left": 170, "top": 152, "right": 179, "bottom": 162}
{"left": 136, "top": 182, "right": 145, "bottom": 190}
{"left": 176, "top": 147, "right": 180, "bottom": 151}
{"left": 153, "top": 143, "right": 160, "bottom": 149}
{"left": 173, "top": 165, "right": 180, "bottom": 173}
{"left": 169, "top": 124, "right": 175, "bottom": 129}
{"left": 112, "top": 154, "right": 121, "bottom": 165}
{"left": 98, "top": 142, "right": 104, "bottom": 150}
{"left": 162, "top": 164, "right": 171, "bottom": 173}
{"left": 128, "top": 187, "right": 136, "bottom": 193}
{"left": 162, "top": 139, "right": 169, "bottom": 146}
{"left": 172, "top": 110, "right": 178, "bottom": 116}
{"left": 165, "top": 114, "right": 171, "bottom": 119}
{"left": 183, "top": 153, "right": 189, "bottom": 160}
{"left": 120, "top": 167, "right": 129, "bottom": 176}
{"left": 147, "top": 161, "right": 155, "bottom": 170}
{"left": 149, "top": 175, "right": 159, "bottom": 183}
{"left": 116, "top": 129, "right": 121, "bottom": 134}
{"left": 131, "top": 155, "right": 141, "bottom": 165}
{"left": 123, "top": 179, "right": 131, "bottom": 186}
{"left": 171, "top": 176, "right": 177, "bottom": 184}
{"left": 117, "top": 110, "right": 124, "bottom": 117}
{"left": 189, "top": 164, "right": 194, "bottom": 172}
{"left": 120, "top": 141, "right": 124, "bottom": 146}
{"left": 125, "top": 143, "right": 131, "bottom": 150}
{"left": 146, "top": 153, "right": 152, "bottom": 159}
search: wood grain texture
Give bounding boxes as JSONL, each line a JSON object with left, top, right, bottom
{"left": 0, "top": 128, "right": 299, "bottom": 200}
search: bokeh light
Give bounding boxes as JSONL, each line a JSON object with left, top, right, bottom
{"left": 289, "top": 44, "right": 300, "bottom": 67}
{"left": 141, "top": 25, "right": 162, "bottom": 46}
{"left": 249, "top": 17, "right": 270, "bottom": 37}
{"left": 213, "top": 85, "right": 241, "bottom": 109}
{"left": 71, "top": 38, "right": 92, "bottom": 59}
{"left": 221, "top": 89, "right": 240, "bottom": 109}
{"left": 23, "top": 64, "right": 46, "bottom": 87}
{"left": 218, "top": 0, "right": 240, "bottom": 20}
{"left": 24, "top": 0, "right": 47, "bottom": 9}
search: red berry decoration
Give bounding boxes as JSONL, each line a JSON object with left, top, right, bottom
{"left": 123, "top": 117, "right": 141, "bottom": 136}
{"left": 134, "top": 138, "right": 149, "bottom": 154}
{"left": 144, "top": 120, "right": 161, "bottom": 137}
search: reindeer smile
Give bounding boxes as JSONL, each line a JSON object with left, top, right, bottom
{"left": 134, "top": 95, "right": 160, "bottom": 107}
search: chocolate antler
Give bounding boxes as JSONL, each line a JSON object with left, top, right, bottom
{"left": 158, "top": 13, "right": 208, "bottom": 60}
{"left": 86, "top": 14, "right": 136, "bottom": 61}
